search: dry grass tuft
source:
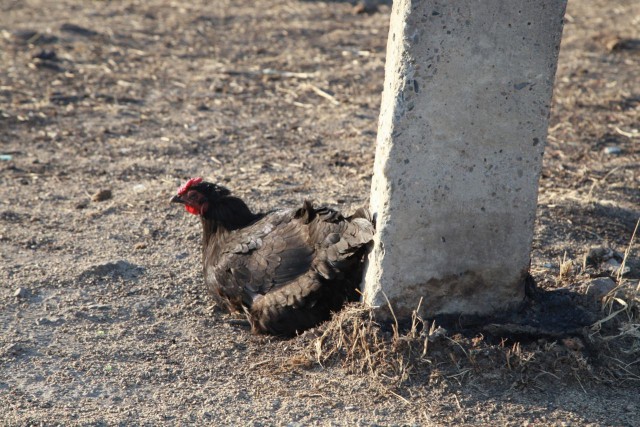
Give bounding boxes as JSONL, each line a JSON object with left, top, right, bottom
{"left": 297, "top": 275, "right": 640, "bottom": 390}
{"left": 314, "top": 305, "right": 406, "bottom": 380}
{"left": 304, "top": 301, "right": 446, "bottom": 387}
{"left": 558, "top": 252, "right": 575, "bottom": 284}
{"left": 590, "top": 218, "right": 640, "bottom": 358}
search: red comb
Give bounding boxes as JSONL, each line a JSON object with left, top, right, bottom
{"left": 177, "top": 177, "right": 203, "bottom": 195}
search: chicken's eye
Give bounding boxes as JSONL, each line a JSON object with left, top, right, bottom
{"left": 185, "top": 190, "right": 201, "bottom": 202}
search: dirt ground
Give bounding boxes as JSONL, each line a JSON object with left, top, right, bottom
{"left": 1, "top": 0, "right": 639, "bottom": 425}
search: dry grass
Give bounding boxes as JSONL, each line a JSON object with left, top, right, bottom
{"left": 300, "top": 302, "right": 450, "bottom": 398}
{"left": 558, "top": 252, "right": 575, "bottom": 285}
{"left": 298, "top": 253, "right": 640, "bottom": 391}
{"left": 591, "top": 219, "right": 640, "bottom": 357}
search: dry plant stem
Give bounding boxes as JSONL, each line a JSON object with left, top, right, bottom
{"left": 616, "top": 218, "right": 639, "bottom": 284}
{"left": 303, "top": 83, "right": 340, "bottom": 105}
{"left": 381, "top": 290, "right": 400, "bottom": 342}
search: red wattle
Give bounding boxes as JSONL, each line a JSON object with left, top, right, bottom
{"left": 185, "top": 205, "right": 200, "bottom": 215}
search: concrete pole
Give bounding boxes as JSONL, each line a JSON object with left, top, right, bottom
{"left": 363, "top": 0, "right": 567, "bottom": 319}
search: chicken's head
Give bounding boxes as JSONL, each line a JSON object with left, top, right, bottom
{"left": 170, "top": 177, "right": 231, "bottom": 215}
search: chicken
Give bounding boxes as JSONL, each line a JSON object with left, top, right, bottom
{"left": 170, "top": 177, "right": 375, "bottom": 336}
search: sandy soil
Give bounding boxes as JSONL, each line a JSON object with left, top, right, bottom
{"left": 1, "top": 0, "right": 639, "bottom": 425}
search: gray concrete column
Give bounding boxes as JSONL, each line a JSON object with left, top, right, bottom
{"left": 363, "top": 0, "right": 567, "bottom": 318}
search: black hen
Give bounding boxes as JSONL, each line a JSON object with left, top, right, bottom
{"left": 171, "top": 177, "right": 374, "bottom": 336}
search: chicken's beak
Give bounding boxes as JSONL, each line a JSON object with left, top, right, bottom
{"left": 170, "top": 195, "right": 185, "bottom": 204}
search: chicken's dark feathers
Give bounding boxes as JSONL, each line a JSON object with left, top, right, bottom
{"left": 174, "top": 180, "right": 374, "bottom": 336}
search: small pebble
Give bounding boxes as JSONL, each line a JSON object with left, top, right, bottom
{"left": 134, "top": 242, "right": 147, "bottom": 250}
{"left": 585, "top": 277, "right": 616, "bottom": 300}
{"left": 605, "top": 258, "right": 630, "bottom": 276}
{"left": 14, "top": 287, "right": 28, "bottom": 298}
{"left": 4, "top": 343, "right": 22, "bottom": 355}
{"left": 603, "top": 146, "right": 622, "bottom": 155}
{"left": 33, "top": 49, "right": 58, "bottom": 61}
{"left": 75, "top": 200, "right": 89, "bottom": 209}
{"left": 87, "top": 304, "right": 112, "bottom": 311}
{"left": 132, "top": 184, "right": 146, "bottom": 193}
{"left": 92, "top": 189, "right": 112, "bottom": 202}
{"left": 36, "top": 317, "right": 64, "bottom": 326}
{"left": 352, "top": 0, "right": 378, "bottom": 14}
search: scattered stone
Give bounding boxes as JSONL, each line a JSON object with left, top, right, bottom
{"left": 134, "top": 242, "right": 147, "bottom": 250}
{"left": 75, "top": 200, "right": 89, "bottom": 209}
{"left": 86, "top": 304, "right": 112, "bottom": 311}
{"left": 606, "top": 37, "right": 640, "bottom": 52}
{"left": 603, "top": 146, "right": 622, "bottom": 155}
{"left": 14, "top": 287, "right": 28, "bottom": 298}
{"left": 34, "top": 60, "right": 65, "bottom": 72}
{"left": 585, "top": 277, "right": 617, "bottom": 300}
{"left": 32, "top": 49, "right": 58, "bottom": 61}
{"left": 352, "top": 0, "right": 378, "bottom": 14}
{"left": 584, "top": 246, "right": 620, "bottom": 268}
{"left": 134, "top": 301, "right": 153, "bottom": 316}
{"left": 92, "top": 189, "right": 112, "bottom": 202}
{"left": 604, "top": 258, "right": 631, "bottom": 276}
{"left": 79, "top": 260, "right": 144, "bottom": 282}
{"left": 36, "top": 317, "right": 65, "bottom": 326}
{"left": 60, "top": 23, "right": 99, "bottom": 37}
{"left": 2, "top": 343, "right": 24, "bottom": 356}
{"left": 132, "top": 184, "right": 146, "bottom": 193}
{"left": 11, "top": 29, "right": 59, "bottom": 45}
{"left": 50, "top": 93, "right": 82, "bottom": 105}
